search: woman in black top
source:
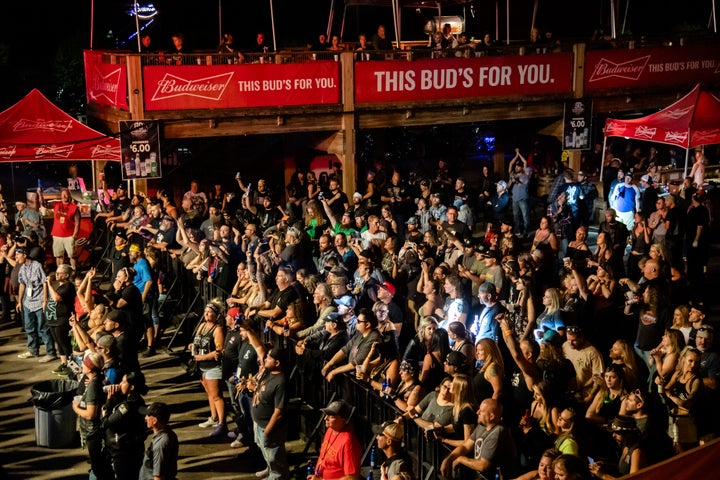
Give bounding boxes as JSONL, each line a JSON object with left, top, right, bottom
{"left": 191, "top": 301, "right": 226, "bottom": 436}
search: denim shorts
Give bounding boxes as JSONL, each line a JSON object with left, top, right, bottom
{"left": 200, "top": 365, "right": 223, "bottom": 380}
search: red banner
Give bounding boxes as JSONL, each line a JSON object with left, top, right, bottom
{"left": 585, "top": 44, "right": 720, "bottom": 92}
{"left": 142, "top": 62, "right": 340, "bottom": 111}
{"left": 83, "top": 51, "right": 129, "bottom": 109}
{"left": 354, "top": 54, "right": 573, "bottom": 103}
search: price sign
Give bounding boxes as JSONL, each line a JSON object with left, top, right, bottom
{"left": 563, "top": 99, "right": 592, "bottom": 151}
{"left": 119, "top": 120, "right": 162, "bottom": 180}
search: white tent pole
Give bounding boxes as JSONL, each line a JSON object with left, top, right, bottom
{"left": 270, "top": 0, "right": 277, "bottom": 51}
{"left": 621, "top": 0, "right": 630, "bottom": 35}
{"left": 340, "top": 4, "right": 347, "bottom": 40}
{"left": 327, "top": 0, "right": 335, "bottom": 38}
{"left": 391, "top": 0, "right": 400, "bottom": 49}
{"left": 610, "top": 0, "right": 617, "bottom": 38}
{"left": 495, "top": 0, "right": 499, "bottom": 42}
{"left": 134, "top": 0, "right": 142, "bottom": 53}
{"left": 712, "top": 0, "right": 718, "bottom": 33}
{"left": 531, "top": 0, "right": 538, "bottom": 35}
{"left": 506, "top": 0, "right": 510, "bottom": 45}
{"left": 683, "top": 140, "right": 690, "bottom": 178}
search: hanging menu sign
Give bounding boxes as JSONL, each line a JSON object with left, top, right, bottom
{"left": 563, "top": 99, "right": 592, "bottom": 150}
{"left": 119, "top": 120, "right": 162, "bottom": 180}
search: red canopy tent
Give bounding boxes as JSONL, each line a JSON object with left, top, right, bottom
{"left": 0, "top": 88, "right": 120, "bottom": 163}
{"left": 603, "top": 84, "right": 720, "bottom": 176}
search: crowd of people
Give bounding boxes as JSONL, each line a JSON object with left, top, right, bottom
{"left": 0, "top": 140, "right": 717, "bottom": 480}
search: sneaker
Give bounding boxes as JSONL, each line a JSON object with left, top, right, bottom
{"left": 142, "top": 348, "right": 156, "bottom": 358}
{"left": 17, "top": 351, "right": 37, "bottom": 359}
{"left": 198, "top": 417, "right": 220, "bottom": 428}
{"left": 230, "top": 439, "right": 243, "bottom": 448}
{"left": 52, "top": 363, "right": 69, "bottom": 375}
{"left": 209, "top": 424, "right": 227, "bottom": 438}
{"left": 227, "top": 430, "right": 238, "bottom": 440}
{"left": 255, "top": 468, "right": 269, "bottom": 479}
{"left": 39, "top": 354, "right": 58, "bottom": 363}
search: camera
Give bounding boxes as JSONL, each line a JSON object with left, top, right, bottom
{"left": 318, "top": 192, "right": 324, "bottom": 201}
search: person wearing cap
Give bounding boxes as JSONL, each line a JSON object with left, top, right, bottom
{"left": 108, "top": 229, "right": 131, "bottom": 275}
{"left": 577, "top": 170, "right": 598, "bottom": 227}
{"left": 489, "top": 180, "right": 511, "bottom": 225}
{"left": 598, "top": 208, "right": 629, "bottom": 260}
{"left": 374, "top": 420, "right": 413, "bottom": 480}
{"left": 469, "top": 282, "right": 506, "bottom": 345}
{"left": 403, "top": 215, "right": 423, "bottom": 246}
{"left": 16, "top": 246, "right": 56, "bottom": 361}
{"left": 104, "top": 309, "right": 141, "bottom": 374}
{"left": 322, "top": 307, "right": 381, "bottom": 382}
{"left": 440, "top": 398, "right": 516, "bottom": 478}
{"left": 249, "top": 346, "right": 291, "bottom": 479}
{"left": 73, "top": 351, "right": 112, "bottom": 479}
{"left": 14, "top": 198, "right": 46, "bottom": 242}
{"left": 297, "top": 310, "right": 349, "bottom": 363}
{"left": 562, "top": 325, "right": 604, "bottom": 404}
{"left": 227, "top": 317, "right": 261, "bottom": 450}
{"left": 151, "top": 214, "right": 179, "bottom": 251}
{"left": 139, "top": 402, "right": 179, "bottom": 480}
{"left": 50, "top": 187, "right": 81, "bottom": 269}
{"left": 44, "top": 264, "right": 76, "bottom": 375}
{"left": 129, "top": 244, "right": 158, "bottom": 356}
{"left": 310, "top": 400, "right": 361, "bottom": 480}
{"left": 376, "top": 281, "right": 404, "bottom": 334}
{"left": 639, "top": 174, "right": 658, "bottom": 217}
{"left": 610, "top": 173, "right": 640, "bottom": 231}
{"left": 589, "top": 415, "right": 647, "bottom": 478}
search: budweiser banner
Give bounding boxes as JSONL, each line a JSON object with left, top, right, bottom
{"left": 119, "top": 120, "right": 162, "bottom": 180}
{"left": 354, "top": 54, "right": 573, "bottom": 103}
{"left": 84, "top": 51, "right": 129, "bottom": 109}
{"left": 585, "top": 44, "right": 720, "bottom": 91}
{"left": 142, "top": 62, "right": 340, "bottom": 110}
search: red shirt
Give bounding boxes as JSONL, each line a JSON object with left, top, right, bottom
{"left": 51, "top": 201, "right": 79, "bottom": 237}
{"left": 316, "top": 427, "right": 361, "bottom": 479}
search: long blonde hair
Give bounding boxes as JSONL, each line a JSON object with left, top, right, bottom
{"left": 451, "top": 374, "right": 476, "bottom": 420}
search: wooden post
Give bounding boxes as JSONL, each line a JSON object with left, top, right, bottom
{"left": 126, "top": 54, "right": 147, "bottom": 196}
{"left": 340, "top": 51, "right": 356, "bottom": 196}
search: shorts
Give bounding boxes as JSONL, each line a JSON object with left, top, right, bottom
{"left": 52, "top": 236, "right": 76, "bottom": 258}
{"left": 200, "top": 365, "right": 223, "bottom": 380}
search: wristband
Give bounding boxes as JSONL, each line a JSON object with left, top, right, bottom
{"left": 503, "top": 329, "right": 513, "bottom": 337}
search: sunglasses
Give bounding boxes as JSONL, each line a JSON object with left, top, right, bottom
{"left": 633, "top": 389, "right": 645, "bottom": 404}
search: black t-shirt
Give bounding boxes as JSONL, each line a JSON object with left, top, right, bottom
{"left": 328, "top": 191, "right": 350, "bottom": 219}
{"left": 46, "top": 281, "right": 76, "bottom": 327}
{"left": 110, "top": 245, "right": 130, "bottom": 275}
{"left": 251, "top": 371, "right": 286, "bottom": 427}
{"left": 120, "top": 284, "right": 144, "bottom": 340}
{"left": 267, "top": 287, "right": 298, "bottom": 317}
{"left": 115, "top": 331, "right": 140, "bottom": 373}
{"left": 79, "top": 376, "right": 105, "bottom": 436}
{"left": 237, "top": 341, "right": 259, "bottom": 378}
{"left": 222, "top": 329, "right": 242, "bottom": 379}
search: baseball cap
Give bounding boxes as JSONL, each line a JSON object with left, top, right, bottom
{"left": 352, "top": 192, "right": 363, "bottom": 199}
{"left": 324, "top": 312, "right": 347, "bottom": 330}
{"left": 372, "top": 421, "right": 404, "bottom": 442}
{"left": 115, "top": 229, "right": 128, "bottom": 240}
{"left": 117, "top": 183, "right": 127, "bottom": 190}
{"left": 640, "top": 174, "right": 652, "bottom": 183}
{"left": 406, "top": 216, "right": 419, "bottom": 226}
{"left": 15, "top": 247, "right": 27, "bottom": 255}
{"left": 227, "top": 307, "right": 241, "bottom": 319}
{"left": 140, "top": 402, "right": 171, "bottom": 423}
{"left": 334, "top": 294, "right": 356, "bottom": 310}
{"left": 577, "top": 170, "right": 586, "bottom": 177}
{"left": 399, "top": 359, "right": 416, "bottom": 373}
{"left": 321, "top": 400, "right": 352, "bottom": 419}
{"left": 129, "top": 244, "right": 142, "bottom": 253}
{"left": 607, "top": 415, "right": 639, "bottom": 433}
{"left": 445, "top": 351, "right": 466, "bottom": 368}
{"left": 162, "top": 215, "right": 175, "bottom": 222}
{"left": 378, "top": 281, "right": 396, "bottom": 296}
{"left": 15, "top": 199, "right": 27, "bottom": 205}
{"left": 497, "top": 180, "right": 507, "bottom": 189}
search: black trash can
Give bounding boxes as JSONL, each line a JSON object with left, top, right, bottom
{"left": 30, "top": 379, "right": 79, "bottom": 448}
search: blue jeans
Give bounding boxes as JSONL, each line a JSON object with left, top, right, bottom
{"left": 23, "top": 308, "right": 55, "bottom": 356}
{"left": 512, "top": 199, "right": 529, "bottom": 236}
{"left": 253, "top": 422, "right": 289, "bottom": 479}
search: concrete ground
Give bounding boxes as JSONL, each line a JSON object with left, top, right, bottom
{"left": 0, "top": 320, "right": 311, "bottom": 480}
